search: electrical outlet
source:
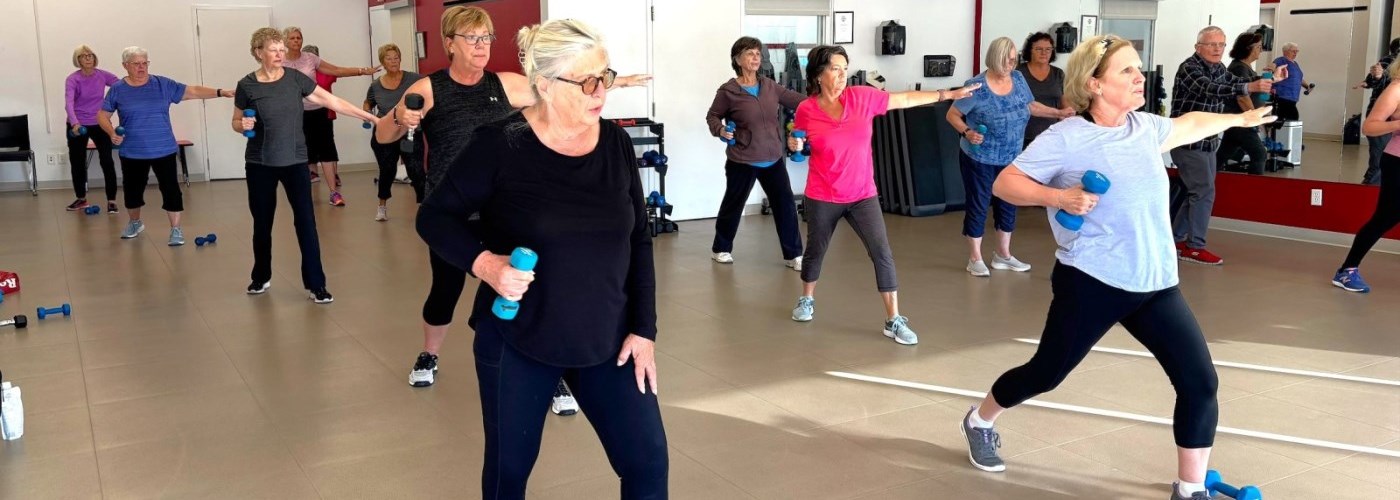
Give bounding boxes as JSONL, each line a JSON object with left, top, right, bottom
{"left": 1310, "top": 189, "right": 1322, "bottom": 206}
{"left": 46, "top": 153, "right": 57, "bottom": 165}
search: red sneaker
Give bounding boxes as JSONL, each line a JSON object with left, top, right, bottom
{"left": 1175, "top": 241, "right": 1186, "bottom": 254}
{"left": 1179, "top": 247, "right": 1223, "bottom": 265}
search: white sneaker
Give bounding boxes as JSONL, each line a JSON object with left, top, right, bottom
{"left": 967, "top": 260, "right": 990, "bottom": 277}
{"left": 551, "top": 380, "right": 579, "bottom": 416}
{"left": 990, "top": 254, "right": 1031, "bottom": 272}
{"left": 712, "top": 252, "right": 734, "bottom": 264}
{"left": 375, "top": 206, "right": 388, "bottom": 221}
{"left": 786, "top": 256, "right": 803, "bottom": 272}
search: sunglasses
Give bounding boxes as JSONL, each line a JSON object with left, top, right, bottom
{"left": 555, "top": 68, "right": 617, "bottom": 95}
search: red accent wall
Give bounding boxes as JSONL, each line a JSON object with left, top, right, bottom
{"left": 369, "top": 0, "right": 540, "bottom": 76}
{"left": 1214, "top": 174, "right": 1400, "bottom": 239}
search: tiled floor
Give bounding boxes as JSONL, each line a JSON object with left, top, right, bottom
{"left": 1, "top": 170, "right": 1397, "bottom": 499}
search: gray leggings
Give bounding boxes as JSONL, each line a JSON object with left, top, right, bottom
{"left": 801, "top": 196, "right": 897, "bottom": 292}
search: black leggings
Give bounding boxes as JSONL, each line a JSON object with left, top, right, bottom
{"left": 475, "top": 326, "right": 668, "bottom": 499}
{"left": 990, "top": 262, "right": 1219, "bottom": 449}
{"left": 423, "top": 249, "right": 466, "bottom": 326}
{"left": 66, "top": 122, "right": 117, "bottom": 200}
{"left": 712, "top": 159, "right": 803, "bottom": 260}
{"left": 1342, "top": 155, "right": 1400, "bottom": 269}
{"left": 121, "top": 154, "right": 183, "bottom": 212}
{"left": 370, "top": 135, "right": 426, "bottom": 202}
{"left": 1217, "top": 126, "right": 1267, "bottom": 175}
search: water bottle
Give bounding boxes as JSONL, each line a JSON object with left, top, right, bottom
{"left": 1257, "top": 71, "right": 1273, "bottom": 103}
{"left": 1, "top": 381, "right": 23, "bottom": 440}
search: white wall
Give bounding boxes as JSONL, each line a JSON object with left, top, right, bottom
{"left": 831, "top": 0, "right": 977, "bottom": 90}
{"left": 0, "top": 0, "right": 374, "bottom": 190}
{"left": 982, "top": 0, "right": 1100, "bottom": 72}
{"left": 1270, "top": 0, "right": 1370, "bottom": 136}
{"left": 1151, "top": 0, "right": 1260, "bottom": 114}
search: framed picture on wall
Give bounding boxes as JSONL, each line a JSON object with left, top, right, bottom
{"left": 415, "top": 31, "right": 426, "bottom": 59}
{"left": 834, "top": 11, "right": 854, "bottom": 44}
{"left": 1080, "top": 15, "right": 1098, "bottom": 42}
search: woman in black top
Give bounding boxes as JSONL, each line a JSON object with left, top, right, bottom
{"left": 704, "top": 36, "right": 807, "bottom": 269}
{"left": 1016, "top": 32, "right": 1074, "bottom": 147}
{"left": 233, "top": 27, "right": 378, "bottom": 304}
{"left": 376, "top": 5, "right": 648, "bottom": 391}
{"left": 363, "top": 43, "right": 423, "bottom": 221}
{"left": 1216, "top": 32, "right": 1269, "bottom": 175}
{"left": 416, "top": 18, "right": 666, "bottom": 499}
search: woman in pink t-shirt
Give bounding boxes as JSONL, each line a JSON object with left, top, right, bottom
{"left": 787, "top": 45, "right": 977, "bottom": 345}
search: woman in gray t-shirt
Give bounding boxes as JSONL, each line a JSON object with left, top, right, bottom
{"left": 363, "top": 43, "right": 424, "bottom": 220}
{"left": 1016, "top": 32, "right": 1072, "bottom": 147}
{"left": 955, "top": 35, "right": 1277, "bottom": 500}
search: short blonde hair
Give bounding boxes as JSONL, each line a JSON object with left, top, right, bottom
{"left": 441, "top": 5, "right": 493, "bottom": 61}
{"left": 72, "top": 45, "right": 97, "bottom": 68}
{"left": 282, "top": 26, "right": 303, "bottom": 40}
{"left": 377, "top": 43, "right": 402, "bottom": 65}
{"left": 517, "top": 19, "right": 606, "bottom": 99}
{"left": 1064, "top": 35, "right": 1134, "bottom": 112}
{"left": 984, "top": 37, "right": 1017, "bottom": 76}
{"left": 249, "top": 27, "right": 284, "bottom": 61}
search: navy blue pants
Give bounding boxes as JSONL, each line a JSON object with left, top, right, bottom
{"left": 475, "top": 327, "right": 668, "bottom": 499}
{"left": 959, "top": 151, "right": 1017, "bottom": 238}
{"left": 246, "top": 162, "right": 326, "bottom": 290}
{"left": 712, "top": 159, "right": 803, "bottom": 260}
{"left": 990, "top": 263, "right": 1219, "bottom": 448}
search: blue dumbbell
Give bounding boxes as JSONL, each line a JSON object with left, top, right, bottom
{"left": 83, "top": 205, "right": 101, "bottom": 215}
{"left": 36, "top": 303, "right": 72, "bottom": 320}
{"left": 69, "top": 125, "right": 88, "bottom": 138}
{"left": 969, "top": 124, "right": 988, "bottom": 152}
{"left": 112, "top": 126, "right": 125, "bottom": 150}
{"left": 790, "top": 130, "right": 809, "bottom": 162}
{"left": 1205, "top": 470, "right": 1263, "bottom": 500}
{"left": 1054, "top": 170, "right": 1111, "bottom": 231}
{"left": 722, "top": 121, "right": 736, "bottom": 145}
{"left": 491, "top": 248, "right": 538, "bottom": 320}
{"left": 194, "top": 233, "right": 217, "bottom": 247}
{"left": 363, "top": 120, "right": 373, "bottom": 130}
{"left": 242, "top": 109, "right": 257, "bottom": 138}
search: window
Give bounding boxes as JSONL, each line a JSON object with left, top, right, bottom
{"left": 743, "top": 15, "right": 823, "bottom": 85}
{"left": 1102, "top": 18, "right": 1154, "bottom": 68}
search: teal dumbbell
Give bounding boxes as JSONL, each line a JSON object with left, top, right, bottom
{"left": 112, "top": 126, "right": 125, "bottom": 150}
{"left": 1258, "top": 72, "right": 1273, "bottom": 103}
{"left": 1055, "top": 170, "right": 1111, "bottom": 231}
{"left": 1205, "top": 470, "right": 1263, "bottom": 500}
{"left": 789, "top": 130, "right": 809, "bottom": 162}
{"left": 491, "top": 248, "right": 538, "bottom": 320}
{"left": 969, "top": 124, "right": 988, "bottom": 152}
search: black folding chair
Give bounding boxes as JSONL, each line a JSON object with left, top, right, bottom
{"left": 0, "top": 115, "right": 38, "bottom": 195}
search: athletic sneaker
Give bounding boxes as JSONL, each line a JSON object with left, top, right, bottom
{"left": 1169, "top": 483, "right": 1212, "bottom": 500}
{"left": 551, "top": 380, "right": 579, "bottom": 416}
{"left": 66, "top": 199, "right": 89, "bottom": 211}
{"left": 967, "top": 259, "right": 991, "bottom": 277}
{"left": 107, "top": 202, "right": 118, "bottom": 214}
{"left": 335, "top": 175, "right": 342, "bottom": 188}
{"left": 883, "top": 315, "right": 918, "bottom": 345}
{"left": 329, "top": 191, "right": 345, "bottom": 207}
{"left": 408, "top": 352, "right": 438, "bottom": 387}
{"left": 375, "top": 206, "right": 388, "bottom": 221}
{"left": 712, "top": 252, "right": 734, "bottom": 264}
{"left": 990, "top": 254, "right": 1031, "bottom": 272}
{"left": 120, "top": 220, "right": 145, "bottom": 239}
{"left": 786, "top": 256, "right": 803, "bottom": 272}
{"left": 310, "top": 171, "right": 321, "bottom": 183}
{"left": 960, "top": 406, "right": 1006, "bottom": 472}
{"left": 791, "top": 296, "right": 814, "bottom": 322}
{"left": 1179, "top": 247, "right": 1223, "bottom": 266}
{"left": 246, "top": 281, "right": 270, "bottom": 294}
{"left": 168, "top": 227, "right": 185, "bottom": 246}
{"left": 1332, "top": 268, "right": 1371, "bottom": 293}
{"left": 308, "top": 288, "right": 334, "bottom": 304}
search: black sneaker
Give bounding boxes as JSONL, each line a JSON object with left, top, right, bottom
{"left": 409, "top": 352, "right": 438, "bottom": 387}
{"left": 107, "top": 202, "right": 118, "bottom": 214}
{"left": 308, "top": 288, "right": 334, "bottom": 304}
{"left": 66, "top": 199, "right": 89, "bottom": 211}
{"left": 246, "top": 281, "right": 270, "bottom": 294}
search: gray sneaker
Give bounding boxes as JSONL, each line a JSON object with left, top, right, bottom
{"left": 883, "top": 315, "right": 918, "bottom": 345}
{"left": 960, "top": 406, "right": 1006, "bottom": 472}
{"left": 168, "top": 227, "right": 185, "bottom": 246}
{"left": 120, "top": 220, "right": 145, "bottom": 239}
{"left": 1169, "top": 483, "right": 1213, "bottom": 500}
{"left": 791, "top": 296, "right": 814, "bottom": 322}
{"left": 967, "top": 259, "right": 990, "bottom": 277}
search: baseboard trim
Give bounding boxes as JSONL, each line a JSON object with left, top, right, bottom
{"left": 1213, "top": 217, "right": 1400, "bottom": 255}
{"left": 0, "top": 163, "right": 378, "bottom": 193}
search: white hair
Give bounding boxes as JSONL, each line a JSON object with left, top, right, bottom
{"left": 1281, "top": 42, "right": 1299, "bottom": 52}
{"left": 120, "top": 46, "right": 148, "bottom": 63}
{"left": 516, "top": 19, "right": 607, "bottom": 99}
{"left": 1196, "top": 26, "right": 1225, "bottom": 43}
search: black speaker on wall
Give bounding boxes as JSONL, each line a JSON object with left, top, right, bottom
{"left": 880, "top": 21, "right": 906, "bottom": 55}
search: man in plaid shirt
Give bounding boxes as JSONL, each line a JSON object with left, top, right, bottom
{"left": 1170, "top": 26, "right": 1278, "bottom": 266}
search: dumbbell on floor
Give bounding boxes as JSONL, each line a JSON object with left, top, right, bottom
{"left": 195, "top": 233, "right": 218, "bottom": 246}
{"left": 0, "top": 315, "right": 27, "bottom": 329}
{"left": 36, "top": 304, "right": 71, "bottom": 320}
{"left": 84, "top": 205, "right": 101, "bottom": 215}
{"left": 1205, "top": 470, "right": 1263, "bottom": 500}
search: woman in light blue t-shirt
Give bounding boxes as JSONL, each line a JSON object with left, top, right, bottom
{"left": 946, "top": 36, "right": 1075, "bottom": 278}
{"left": 954, "top": 35, "right": 1277, "bottom": 500}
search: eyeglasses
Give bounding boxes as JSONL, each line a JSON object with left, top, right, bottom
{"left": 555, "top": 68, "right": 616, "bottom": 95}
{"left": 1197, "top": 42, "right": 1227, "bottom": 49}
{"left": 126, "top": 61, "right": 150, "bottom": 67}
{"left": 452, "top": 33, "right": 497, "bottom": 46}
{"left": 78, "top": 54, "right": 95, "bottom": 59}
{"left": 1032, "top": 47, "right": 1054, "bottom": 53}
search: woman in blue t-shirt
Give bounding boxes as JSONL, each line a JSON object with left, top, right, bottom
{"left": 955, "top": 35, "right": 1276, "bottom": 500}
{"left": 98, "top": 46, "right": 234, "bottom": 245}
{"left": 947, "top": 36, "right": 1074, "bottom": 278}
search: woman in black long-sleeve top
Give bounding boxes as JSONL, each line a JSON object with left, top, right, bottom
{"left": 415, "top": 19, "right": 666, "bottom": 499}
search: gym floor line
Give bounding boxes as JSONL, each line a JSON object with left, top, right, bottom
{"left": 1011, "top": 338, "right": 1400, "bottom": 387}
{"left": 826, "top": 371, "right": 1400, "bottom": 460}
